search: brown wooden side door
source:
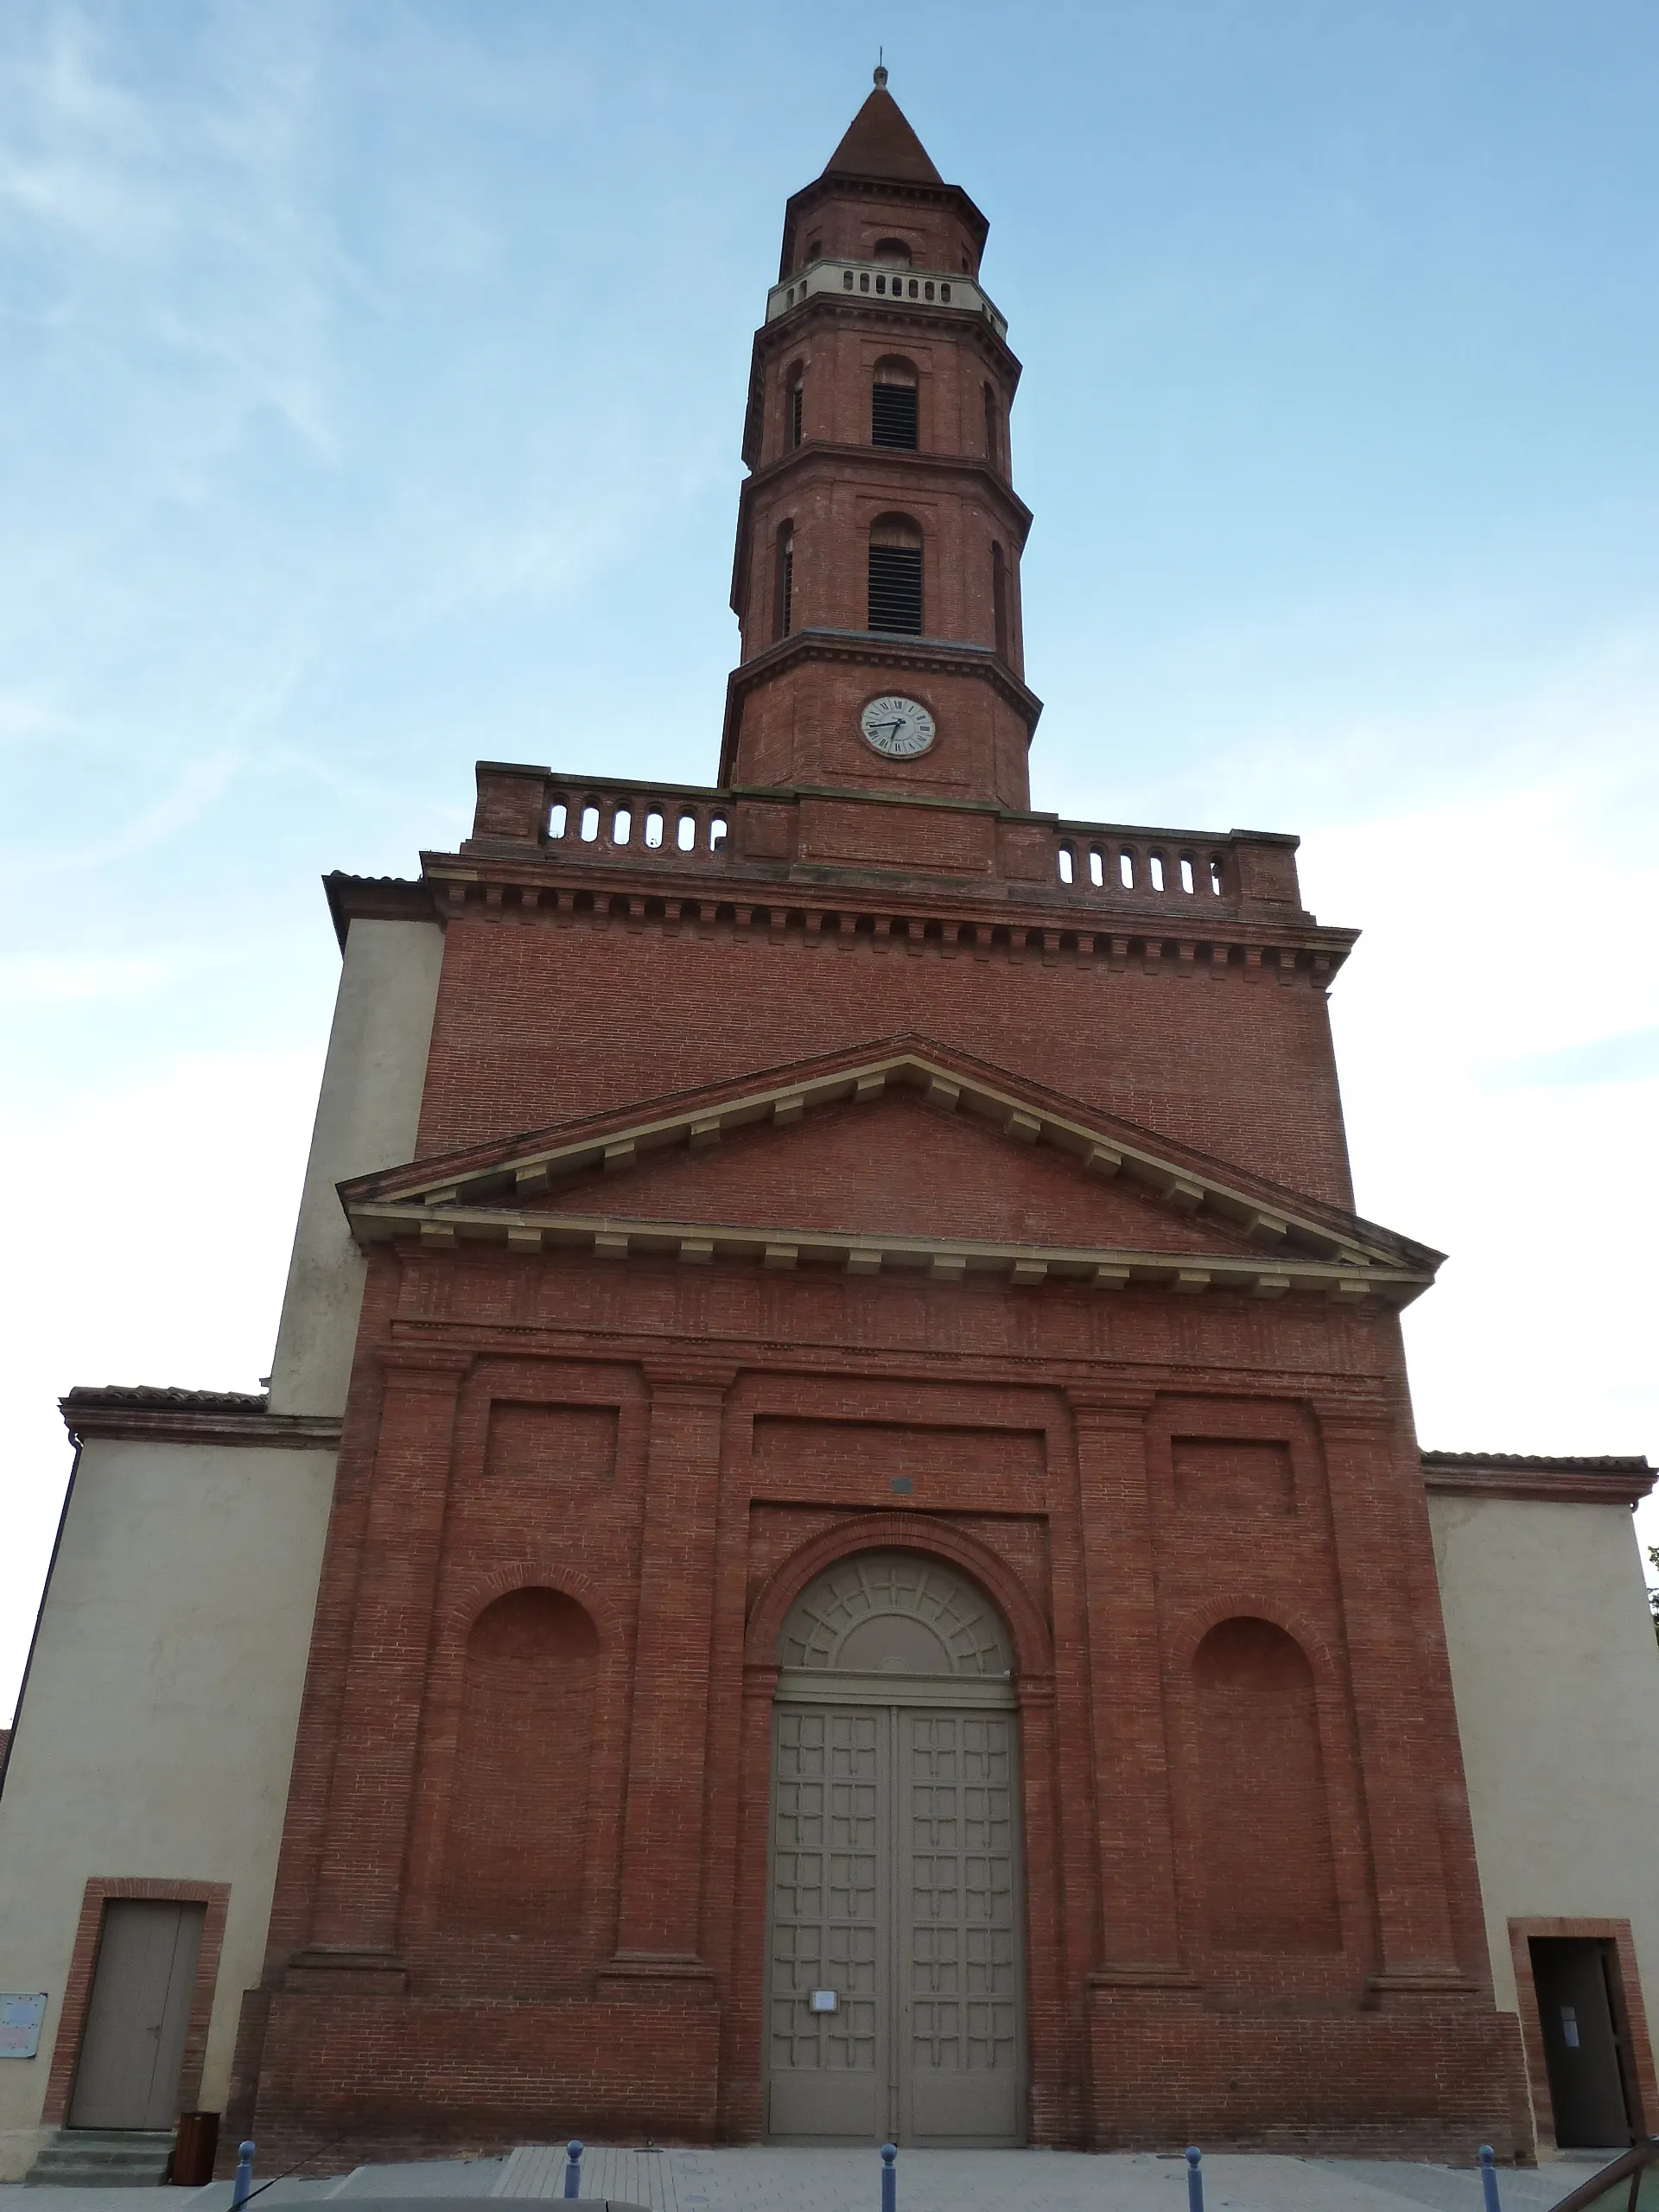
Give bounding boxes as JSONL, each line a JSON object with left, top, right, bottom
{"left": 69, "top": 1902, "right": 205, "bottom": 2131}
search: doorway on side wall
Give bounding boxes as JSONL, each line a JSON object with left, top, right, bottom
{"left": 68, "top": 1901, "right": 206, "bottom": 2131}
{"left": 1529, "top": 1937, "right": 1637, "bottom": 2150}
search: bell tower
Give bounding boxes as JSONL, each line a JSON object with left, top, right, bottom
{"left": 721, "top": 68, "right": 1041, "bottom": 814}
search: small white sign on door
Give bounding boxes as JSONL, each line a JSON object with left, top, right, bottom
{"left": 0, "top": 1995, "right": 47, "bottom": 2059}
{"left": 810, "top": 1989, "right": 838, "bottom": 2013}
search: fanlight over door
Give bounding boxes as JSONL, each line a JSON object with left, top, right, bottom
{"left": 765, "top": 1551, "right": 1025, "bottom": 2147}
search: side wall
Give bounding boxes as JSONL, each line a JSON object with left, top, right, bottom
{"left": 268, "top": 915, "right": 446, "bottom": 1416}
{"left": 0, "top": 1440, "right": 336, "bottom": 2177}
{"left": 1430, "top": 1491, "right": 1659, "bottom": 2144}
{"left": 0, "top": 908, "right": 444, "bottom": 2176}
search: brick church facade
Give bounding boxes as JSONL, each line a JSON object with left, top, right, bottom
{"left": 227, "top": 75, "right": 1529, "bottom": 2156}
{"left": 12, "top": 73, "right": 1659, "bottom": 2183}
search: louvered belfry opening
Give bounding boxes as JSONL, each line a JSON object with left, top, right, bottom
{"left": 871, "top": 360, "right": 919, "bottom": 450}
{"left": 868, "top": 514, "right": 923, "bottom": 635}
{"left": 775, "top": 524, "right": 794, "bottom": 640}
{"left": 789, "top": 377, "right": 804, "bottom": 449}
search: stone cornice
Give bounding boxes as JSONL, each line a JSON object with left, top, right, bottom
{"left": 350, "top": 1039, "right": 1422, "bottom": 1267}
{"left": 782, "top": 171, "right": 991, "bottom": 258}
{"left": 731, "top": 446, "right": 1033, "bottom": 612}
{"left": 741, "top": 289, "right": 1020, "bottom": 470}
{"left": 344, "top": 1040, "right": 1436, "bottom": 1308}
{"left": 60, "top": 1387, "right": 342, "bottom": 1451}
{"left": 424, "top": 855, "right": 1357, "bottom": 998}
{"left": 322, "top": 872, "right": 438, "bottom": 953}
{"left": 354, "top": 1200, "right": 1427, "bottom": 1307}
{"left": 1421, "top": 1450, "right": 1655, "bottom": 1506}
{"left": 721, "top": 628, "right": 1043, "bottom": 780}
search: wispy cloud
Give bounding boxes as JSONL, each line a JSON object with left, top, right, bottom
{"left": 1480, "top": 1027, "right": 1659, "bottom": 1090}
{"left": 12, "top": 751, "right": 244, "bottom": 885}
{"left": 0, "top": 946, "right": 220, "bottom": 1007}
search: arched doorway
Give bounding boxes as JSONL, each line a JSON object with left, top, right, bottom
{"left": 763, "top": 1550, "right": 1025, "bottom": 2146}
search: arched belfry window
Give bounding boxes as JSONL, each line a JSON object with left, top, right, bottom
{"left": 787, "top": 362, "right": 804, "bottom": 451}
{"left": 868, "top": 514, "right": 923, "bottom": 636}
{"left": 992, "top": 541, "right": 1009, "bottom": 659}
{"left": 872, "top": 357, "right": 918, "bottom": 450}
{"left": 873, "top": 238, "right": 912, "bottom": 265}
{"left": 774, "top": 522, "right": 794, "bottom": 641}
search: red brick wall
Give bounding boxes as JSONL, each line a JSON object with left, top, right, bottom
{"left": 410, "top": 909, "right": 1359, "bottom": 1211}
{"left": 236, "top": 1224, "right": 1523, "bottom": 2160}
{"left": 1192, "top": 1618, "right": 1342, "bottom": 1954}
{"left": 235, "top": 107, "right": 1515, "bottom": 2164}
{"left": 439, "top": 1588, "right": 598, "bottom": 1958}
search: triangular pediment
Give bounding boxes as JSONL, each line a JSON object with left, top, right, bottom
{"left": 344, "top": 1037, "right": 1440, "bottom": 1306}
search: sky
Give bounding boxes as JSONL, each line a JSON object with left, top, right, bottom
{"left": 3, "top": 0, "right": 1656, "bottom": 1720}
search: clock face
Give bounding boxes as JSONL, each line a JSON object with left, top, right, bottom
{"left": 860, "top": 695, "right": 936, "bottom": 759}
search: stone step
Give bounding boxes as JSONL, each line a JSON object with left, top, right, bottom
{"left": 26, "top": 2127, "right": 175, "bottom": 2186}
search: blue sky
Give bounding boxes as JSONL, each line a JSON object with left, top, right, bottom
{"left": 3, "top": 0, "right": 1657, "bottom": 1713}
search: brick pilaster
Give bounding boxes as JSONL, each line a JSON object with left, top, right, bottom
{"left": 1069, "top": 1390, "right": 1192, "bottom": 1985}
{"left": 1315, "top": 1404, "right": 1467, "bottom": 1990}
{"left": 302, "top": 1349, "right": 471, "bottom": 1970}
{"left": 601, "top": 1360, "right": 736, "bottom": 1996}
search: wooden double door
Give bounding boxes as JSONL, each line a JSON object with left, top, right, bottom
{"left": 766, "top": 1697, "right": 1024, "bottom": 2145}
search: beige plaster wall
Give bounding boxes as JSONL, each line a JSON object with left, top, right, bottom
{"left": 0, "top": 912, "right": 442, "bottom": 2174}
{"left": 267, "top": 914, "right": 444, "bottom": 1416}
{"left": 0, "top": 1439, "right": 336, "bottom": 2177}
{"left": 1431, "top": 1491, "right": 1659, "bottom": 2101}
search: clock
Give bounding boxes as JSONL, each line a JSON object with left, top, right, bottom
{"left": 860, "top": 695, "right": 936, "bottom": 759}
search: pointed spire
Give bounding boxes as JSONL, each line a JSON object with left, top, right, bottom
{"left": 822, "top": 67, "right": 943, "bottom": 186}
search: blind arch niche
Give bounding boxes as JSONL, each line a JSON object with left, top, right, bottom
{"left": 777, "top": 1549, "right": 1015, "bottom": 1707}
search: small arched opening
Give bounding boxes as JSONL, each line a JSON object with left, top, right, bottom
{"left": 992, "top": 540, "right": 1010, "bottom": 659}
{"left": 786, "top": 359, "right": 804, "bottom": 450}
{"left": 774, "top": 520, "right": 794, "bottom": 641}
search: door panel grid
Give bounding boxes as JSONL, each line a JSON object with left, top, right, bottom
{"left": 768, "top": 1701, "right": 1022, "bottom": 2144}
{"left": 771, "top": 1710, "right": 881, "bottom": 2077}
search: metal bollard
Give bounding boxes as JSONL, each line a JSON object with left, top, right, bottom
{"left": 1478, "top": 2145, "right": 1503, "bottom": 2212}
{"left": 881, "top": 2141, "right": 897, "bottom": 2212}
{"left": 1185, "top": 2146, "right": 1204, "bottom": 2212}
{"left": 231, "top": 2142, "right": 256, "bottom": 2212}
{"left": 563, "top": 2140, "right": 583, "bottom": 2201}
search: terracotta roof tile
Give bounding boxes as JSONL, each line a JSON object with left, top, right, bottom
{"left": 1421, "top": 1448, "right": 1651, "bottom": 1473}
{"left": 823, "top": 87, "right": 942, "bottom": 186}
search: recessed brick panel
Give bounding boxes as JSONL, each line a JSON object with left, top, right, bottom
{"left": 1173, "top": 1437, "right": 1296, "bottom": 1516}
{"left": 1193, "top": 1618, "right": 1341, "bottom": 1954}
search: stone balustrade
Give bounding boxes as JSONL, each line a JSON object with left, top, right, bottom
{"left": 465, "top": 764, "right": 1310, "bottom": 925}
